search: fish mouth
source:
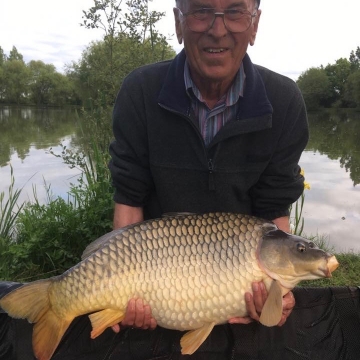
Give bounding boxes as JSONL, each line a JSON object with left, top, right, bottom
{"left": 323, "top": 255, "right": 339, "bottom": 277}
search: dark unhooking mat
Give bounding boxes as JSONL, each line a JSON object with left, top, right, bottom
{"left": 1, "top": 282, "right": 360, "bottom": 360}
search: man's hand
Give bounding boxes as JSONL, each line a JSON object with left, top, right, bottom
{"left": 228, "top": 282, "right": 295, "bottom": 327}
{"left": 111, "top": 298, "right": 157, "bottom": 333}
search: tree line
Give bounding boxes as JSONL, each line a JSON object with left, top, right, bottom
{"left": 0, "top": 46, "right": 76, "bottom": 106}
{"left": 0, "top": 0, "right": 175, "bottom": 107}
{"left": 296, "top": 47, "right": 360, "bottom": 110}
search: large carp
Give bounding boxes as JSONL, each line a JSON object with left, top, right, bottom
{"left": 0, "top": 212, "right": 338, "bottom": 360}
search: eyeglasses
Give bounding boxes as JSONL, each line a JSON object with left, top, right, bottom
{"left": 178, "top": 8, "right": 258, "bottom": 33}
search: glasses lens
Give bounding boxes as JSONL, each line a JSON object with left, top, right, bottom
{"left": 225, "top": 10, "right": 253, "bottom": 32}
{"left": 186, "top": 9, "right": 254, "bottom": 33}
{"left": 186, "top": 9, "right": 214, "bottom": 31}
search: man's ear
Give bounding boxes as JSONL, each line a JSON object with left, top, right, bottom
{"left": 250, "top": 10, "right": 261, "bottom": 46}
{"left": 173, "top": 7, "right": 183, "bottom": 44}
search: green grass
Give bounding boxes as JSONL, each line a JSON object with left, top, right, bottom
{"left": 0, "top": 165, "right": 24, "bottom": 240}
{"left": 302, "top": 252, "right": 360, "bottom": 287}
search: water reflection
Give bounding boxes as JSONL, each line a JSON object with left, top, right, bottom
{"left": 0, "top": 106, "right": 81, "bottom": 166}
{"left": 300, "top": 109, "right": 360, "bottom": 252}
{"left": 0, "top": 106, "right": 82, "bottom": 204}
{"left": 306, "top": 110, "right": 360, "bottom": 186}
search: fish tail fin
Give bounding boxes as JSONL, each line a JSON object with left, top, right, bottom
{"left": 0, "top": 279, "right": 72, "bottom": 360}
{"left": 33, "top": 309, "right": 72, "bottom": 360}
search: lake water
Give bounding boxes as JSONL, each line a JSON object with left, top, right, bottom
{"left": 0, "top": 106, "right": 359, "bottom": 252}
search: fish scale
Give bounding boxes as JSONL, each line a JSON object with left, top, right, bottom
{"left": 0, "top": 212, "right": 339, "bottom": 360}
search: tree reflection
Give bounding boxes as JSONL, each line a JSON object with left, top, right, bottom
{"left": 307, "top": 110, "right": 360, "bottom": 186}
{"left": 0, "top": 106, "right": 81, "bottom": 167}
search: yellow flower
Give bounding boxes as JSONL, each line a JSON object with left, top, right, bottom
{"left": 300, "top": 168, "right": 311, "bottom": 190}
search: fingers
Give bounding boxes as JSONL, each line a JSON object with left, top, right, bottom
{"left": 111, "top": 323, "right": 120, "bottom": 333}
{"left": 228, "top": 316, "right": 253, "bottom": 324}
{"left": 277, "top": 291, "right": 295, "bottom": 327}
{"left": 244, "top": 283, "right": 295, "bottom": 327}
{"left": 252, "top": 282, "right": 267, "bottom": 313}
{"left": 245, "top": 282, "right": 267, "bottom": 322}
{"left": 115, "top": 298, "right": 157, "bottom": 332}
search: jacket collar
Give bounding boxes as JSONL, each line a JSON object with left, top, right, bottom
{"left": 158, "top": 49, "right": 273, "bottom": 120}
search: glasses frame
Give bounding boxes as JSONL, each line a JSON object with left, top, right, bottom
{"left": 177, "top": 8, "right": 258, "bottom": 33}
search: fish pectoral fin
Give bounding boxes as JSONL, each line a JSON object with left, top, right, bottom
{"left": 259, "top": 279, "right": 283, "bottom": 327}
{"left": 180, "top": 322, "right": 216, "bottom": 355}
{"left": 89, "top": 308, "right": 125, "bottom": 339}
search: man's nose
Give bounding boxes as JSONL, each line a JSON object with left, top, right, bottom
{"left": 207, "top": 13, "right": 228, "bottom": 36}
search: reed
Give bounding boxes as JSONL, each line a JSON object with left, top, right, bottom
{"left": 0, "top": 165, "right": 24, "bottom": 240}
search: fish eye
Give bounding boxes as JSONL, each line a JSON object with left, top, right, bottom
{"left": 297, "top": 243, "right": 307, "bottom": 253}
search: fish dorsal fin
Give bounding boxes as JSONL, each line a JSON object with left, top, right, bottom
{"left": 180, "top": 322, "right": 216, "bottom": 355}
{"left": 259, "top": 279, "right": 283, "bottom": 327}
{"left": 89, "top": 308, "right": 125, "bottom": 339}
{"left": 162, "top": 212, "right": 196, "bottom": 218}
{"left": 81, "top": 228, "right": 125, "bottom": 260}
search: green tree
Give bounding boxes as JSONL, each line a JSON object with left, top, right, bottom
{"left": 0, "top": 46, "right": 6, "bottom": 66}
{"left": 27, "top": 60, "right": 75, "bottom": 106}
{"left": 324, "top": 58, "right": 351, "bottom": 107}
{"left": 7, "top": 46, "right": 24, "bottom": 62}
{"left": 68, "top": 33, "right": 174, "bottom": 105}
{"left": 344, "top": 70, "right": 360, "bottom": 108}
{"left": 296, "top": 67, "right": 332, "bottom": 110}
{"left": 0, "top": 47, "right": 6, "bottom": 102}
{"left": 2, "top": 60, "right": 30, "bottom": 104}
{"left": 72, "top": 0, "right": 174, "bottom": 104}
{"left": 0, "top": 66, "right": 4, "bottom": 102}
{"left": 51, "top": 72, "right": 76, "bottom": 106}
{"left": 349, "top": 46, "right": 360, "bottom": 71}
{"left": 28, "top": 60, "right": 57, "bottom": 105}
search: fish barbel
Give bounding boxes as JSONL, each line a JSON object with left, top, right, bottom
{"left": 0, "top": 212, "right": 338, "bottom": 360}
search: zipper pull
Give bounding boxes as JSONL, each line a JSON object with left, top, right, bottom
{"left": 208, "top": 159, "right": 215, "bottom": 191}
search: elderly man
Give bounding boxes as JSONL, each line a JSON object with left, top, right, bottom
{"left": 109, "top": 0, "right": 308, "bottom": 334}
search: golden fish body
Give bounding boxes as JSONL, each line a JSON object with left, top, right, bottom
{"left": 52, "top": 212, "right": 265, "bottom": 330}
{"left": 0, "top": 212, "right": 339, "bottom": 360}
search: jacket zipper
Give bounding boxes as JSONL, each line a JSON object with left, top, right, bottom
{"left": 158, "top": 104, "right": 216, "bottom": 192}
{"left": 208, "top": 158, "right": 215, "bottom": 191}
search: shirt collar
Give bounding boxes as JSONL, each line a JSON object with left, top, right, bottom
{"left": 184, "top": 60, "right": 245, "bottom": 107}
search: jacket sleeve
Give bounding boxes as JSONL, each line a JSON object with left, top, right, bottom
{"left": 250, "top": 81, "right": 309, "bottom": 220}
{"left": 108, "top": 72, "right": 154, "bottom": 206}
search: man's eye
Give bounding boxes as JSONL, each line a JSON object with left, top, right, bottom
{"left": 193, "top": 8, "right": 213, "bottom": 17}
{"left": 225, "top": 9, "right": 247, "bottom": 18}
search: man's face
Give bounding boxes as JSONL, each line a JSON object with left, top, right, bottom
{"left": 174, "top": 0, "right": 261, "bottom": 86}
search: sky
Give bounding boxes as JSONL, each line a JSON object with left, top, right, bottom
{"left": 1, "top": 0, "right": 360, "bottom": 80}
